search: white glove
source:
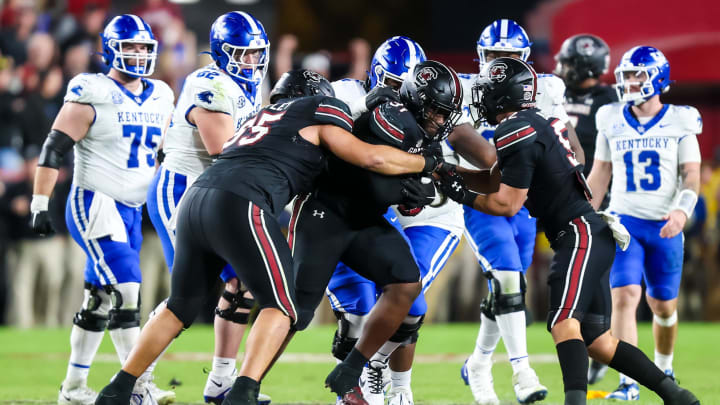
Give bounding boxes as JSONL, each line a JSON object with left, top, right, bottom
{"left": 598, "top": 210, "right": 630, "bottom": 251}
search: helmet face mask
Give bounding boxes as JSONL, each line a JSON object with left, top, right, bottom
{"left": 101, "top": 14, "right": 158, "bottom": 78}
{"left": 369, "top": 36, "right": 426, "bottom": 90}
{"left": 210, "top": 11, "right": 270, "bottom": 87}
{"left": 269, "top": 69, "right": 334, "bottom": 104}
{"left": 476, "top": 19, "right": 531, "bottom": 70}
{"left": 614, "top": 46, "right": 670, "bottom": 105}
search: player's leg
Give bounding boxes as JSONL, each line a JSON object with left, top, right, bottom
{"left": 96, "top": 186, "right": 226, "bottom": 404}
{"left": 382, "top": 225, "right": 461, "bottom": 405}
{"left": 644, "top": 227, "right": 684, "bottom": 378}
{"left": 606, "top": 216, "right": 646, "bottom": 400}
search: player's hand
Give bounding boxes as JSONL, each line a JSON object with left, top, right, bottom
{"left": 397, "top": 205, "right": 423, "bottom": 216}
{"left": 660, "top": 209, "right": 687, "bottom": 238}
{"left": 364, "top": 86, "right": 400, "bottom": 111}
{"left": 29, "top": 195, "right": 56, "bottom": 236}
{"left": 399, "top": 177, "right": 436, "bottom": 209}
{"left": 435, "top": 168, "right": 478, "bottom": 207}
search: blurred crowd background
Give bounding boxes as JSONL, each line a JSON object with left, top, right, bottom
{"left": 1, "top": 0, "right": 719, "bottom": 329}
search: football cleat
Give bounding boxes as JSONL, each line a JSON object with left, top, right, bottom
{"left": 386, "top": 386, "right": 414, "bottom": 405}
{"left": 588, "top": 360, "right": 609, "bottom": 384}
{"left": 58, "top": 384, "right": 98, "bottom": 405}
{"left": 360, "top": 360, "right": 389, "bottom": 405}
{"left": 606, "top": 381, "right": 640, "bottom": 401}
{"left": 461, "top": 358, "right": 500, "bottom": 405}
{"left": 512, "top": 368, "right": 548, "bottom": 404}
{"left": 131, "top": 382, "right": 157, "bottom": 405}
{"left": 203, "top": 371, "right": 271, "bottom": 405}
{"left": 144, "top": 378, "right": 176, "bottom": 405}
{"left": 338, "top": 386, "right": 369, "bottom": 405}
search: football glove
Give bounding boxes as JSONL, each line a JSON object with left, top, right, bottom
{"left": 29, "top": 195, "right": 56, "bottom": 236}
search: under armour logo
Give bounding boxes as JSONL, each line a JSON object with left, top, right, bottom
{"left": 452, "top": 182, "right": 462, "bottom": 192}
{"left": 312, "top": 210, "right": 325, "bottom": 218}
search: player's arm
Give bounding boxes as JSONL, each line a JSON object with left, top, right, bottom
{"left": 446, "top": 123, "right": 497, "bottom": 168}
{"left": 565, "top": 122, "right": 585, "bottom": 165}
{"left": 468, "top": 183, "right": 528, "bottom": 216}
{"left": 586, "top": 159, "right": 612, "bottom": 210}
{"left": 31, "top": 102, "right": 93, "bottom": 235}
{"left": 660, "top": 133, "right": 702, "bottom": 238}
{"left": 453, "top": 163, "right": 501, "bottom": 194}
{"left": 188, "top": 107, "right": 234, "bottom": 156}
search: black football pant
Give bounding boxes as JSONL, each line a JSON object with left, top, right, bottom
{"left": 167, "top": 186, "right": 297, "bottom": 328}
{"left": 289, "top": 193, "right": 420, "bottom": 330}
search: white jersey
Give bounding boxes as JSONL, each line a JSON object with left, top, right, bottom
{"left": 163, "top": 64, "right": 262, "bottom": 178}
{"left": 595, "top": 103, "right": 702, "bottom": 220}
{"left": 65, "top": 73, "right": 174, "bottom": 207}
{"left": 331, "top": 78, "right": 464, "bottom": 234}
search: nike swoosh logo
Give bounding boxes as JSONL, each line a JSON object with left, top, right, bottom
{"left": 390, "top": 217, "right": 398, "bottom": 222}
{"left": 659, "top": 123, "right": 670, "bottom": 128}
{"left": 211, "top": 379, "right": 223, "bottom": 387}
{"left": 152, "top": 96, "right": 161, "bottom": 101}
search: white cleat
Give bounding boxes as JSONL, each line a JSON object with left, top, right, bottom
{"left": 58, "top": 384, "right": 97, "bottom": 405}
{"left": 360, "top": 360, "right": 390, "bottom": 405}
{"left": 145, "top": 378, "right": 176, "bottom": 405}
{"left": 461, "top": 359, "right": 500, "bottom": 405}
{"left": 387, "top": 386, "right": 414, "bottom": 405}
{"left": 512, "top": 368, "right": 548, "bottom": 404}
{"left": 203, "top": 370, "right": 271, "bottom": 405}
{"left": 131, "top": 381, "right": 158, "bottom": 405}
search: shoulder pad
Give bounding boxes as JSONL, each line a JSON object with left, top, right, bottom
{"left": 64, "top": 73, "right": 109, "bottom": 104}
{"left": 674, "top": 105, "right": 702, "bottom": 135}
{"left": 188, "top": 69, "right": 236, "bottom": 115}
{"left": 595, "top": 102, "right": 622, "bottom": 133}
{"left": 331, "top": 79, "right": 367, "bottom": 105}
{"left": 536, "top": 74, "right": 566, "bottom": 105}
{"left": 313, "top": 96, "right": 354, "bottom": 132}
{"left": 369, "top": 101, "right": 415, "bottom": 145}
{"left": 494, "top": 118, "right": 537, "bottom": 154}
{"left": 147, "top": 79, "right": 175, "bottom": 104}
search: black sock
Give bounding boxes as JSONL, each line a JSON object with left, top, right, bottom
{"left": 343, "top": 347, "right": 368, "bottom": 370}
{"left": 555, "top": 339, "right": 589, "bottom": 394}
{"left": 223, "top": 376, "right": 260, "bottom": 404}
{"left": 608, "top": 341, "right": 666, "bottom": 393}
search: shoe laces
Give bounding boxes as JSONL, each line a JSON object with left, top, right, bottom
{"left": 366, "top": 362, "right": 386, "bottom": 395}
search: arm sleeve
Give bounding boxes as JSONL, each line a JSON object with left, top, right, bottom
{"left": 313, "top": 96, "right": 354, "bottom": 132}
{"left": 678, "top": 134, "right": 701, "bottom": 164}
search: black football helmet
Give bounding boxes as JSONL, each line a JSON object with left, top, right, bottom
{"left": 269, "top": 69, "right": 334, "bottom": 103}
{"left": 553, "top": 34, "right": 610, "bottom": 89}
{"left": 399, "top": 60, "right": 463, "bottom": 142}
{"left": 471, "top": 57, "right": 537, "bottom": 126}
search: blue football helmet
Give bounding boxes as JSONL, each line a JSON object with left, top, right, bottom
{"left": 369, "top": 36, "right": 426, "bottom": 90}
{"left": 100, "top": 14, "right": 158, "bottom": 77}
{"left": 210, "top": 11, "right": 270, "bottom": 87}
{"left": 476, "top": 19, "right": 531, "bottom": 69}
{"left": 614, "top": 46, "right": 670, "bottom": 105}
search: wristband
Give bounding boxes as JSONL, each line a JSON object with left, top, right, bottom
{"left": 671, "top": 189, "right": 698, "bottom": 219}
{"left": 423, "top": 156, "right": 438, "bottom": 172}
{"left": 463, "top": 190, "right": 479, "bottom": 206}
{"left": 31, "top": 194, "right": 50, "bottom": 212}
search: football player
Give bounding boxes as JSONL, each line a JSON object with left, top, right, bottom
{"left": 438, "top": 56, "right": 700, "bottom": 405}
{"left": 144, "top": 11, "right": 271, "bottom": 405}
{"left": 29, "top": 14, "right": 176, "bottom": 405}
{"left": 587, "top": 46, "right": 702, "bottom": 401}
{"left": 553, "top": 33, "right": 618, "bottom": 385}
{"left": 456, "top": 19, "right": 582, "bottom": 405}
{"left": 94, "top": 69, "right": 444, "bottom": 405}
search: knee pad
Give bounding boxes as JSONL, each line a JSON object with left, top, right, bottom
{"left": 215, "top": 289, "right": 255, "bottom": 325}
{"left": 389, "top": 315, "right": 424, "bottom": 344}
{"left": 479, "top": 295, "right": 496, "bottom": 321}
{"left": 108, "top": 308, "right": 141, "bottom": 330}
{"left": 73, "top": 282, "right": 111, "bottom": 332}
{"left": 580, "top": 314, "right": 610, "bottom": 346}
{"left": 488, "top": 270, "right": 525, "bottom": 315}
{"left": 330, "top": 311, "right": 366, "bottom": 360}
{"left": 106, "top": 282, "right": 141, "bottom": 330}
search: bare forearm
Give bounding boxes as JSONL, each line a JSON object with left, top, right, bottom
{"left": 448, "top": 123, "right": 496, "bottom": 169}
{"left": 33, "top": 167, "right": 60, "bottom": 197}
{"left": 470, "top": 192, "right": 516, "bottom": 217}
{"left": 365, "top": 146, "right": 425, "bottom": 175}
{"left": 457, "top": 167, "right": 500, "bottom": 194}
{"left": 680, "top": 163, "right": 700, "bottom": 193}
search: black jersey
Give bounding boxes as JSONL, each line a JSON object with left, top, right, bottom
{"left": 316, "top": 101, "right": 428, "bottom": 225}
{"left": 193, "top": 95, "right": 354, "bottom": 215}
{"left": 563, "top": 84, "right": 617, "bottom": 175}
{"left": 493, "top": 108, "right": 594, "bottom": 238}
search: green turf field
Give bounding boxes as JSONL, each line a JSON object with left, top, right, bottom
{"left": 1, "top": 322, "right": 717, "bottom": 404}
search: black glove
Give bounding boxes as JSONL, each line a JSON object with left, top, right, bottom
{"left": 399, "top": 177, "right": 436, "bottom": 209}
{"left": 364, "top": 86, "right": 400, "bottom": 111}
{"left": 30, "top": 210, "right": 56, "bottom": 236}
{"left": 435, "top": 168, "right": 478, "bottom": 206}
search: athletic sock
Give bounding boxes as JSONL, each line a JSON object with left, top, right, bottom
{"left": 212, "top": 356, "right": 236, "bottom": 378}
{"left": 65, "top": 325, "right": 105, "bottom": 387}
{"left": 555, "top": 339, "right": 588, "bottom": 395}
{"left": 654, "top": 350, "right": 674, "bottom": 372}
{"left": 390, "top": 369, "right": 412, "bottom": 388}
{"left": 469, "top": 313, "right": 500, "bottom": 365}
{"left": 495, "top": 310, "right": 530, "bottom": 373}
{"left": 370, "top": 340, "right": 403, "bottom": 363}
{"left": 108, "top": 326, "right": 140, "bottom": 364}
{"left": 609, "top": 341, "right": 666, "bottom": 392}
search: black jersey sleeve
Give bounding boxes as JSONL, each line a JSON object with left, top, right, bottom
{"left": 368, "top": 101, "right": 416, "bottom": 147}
{"left": 313, "top": 97, "right": 354, "bottom": 132}
{"left": 494, "top": 118, "right": 540, "bottom": 189}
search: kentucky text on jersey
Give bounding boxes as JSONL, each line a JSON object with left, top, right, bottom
{"left": 615, "top": 137, "right": 670, "bottom": 152}
{"left": 117, "top": 111, "right": 165, "bottom": 125}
